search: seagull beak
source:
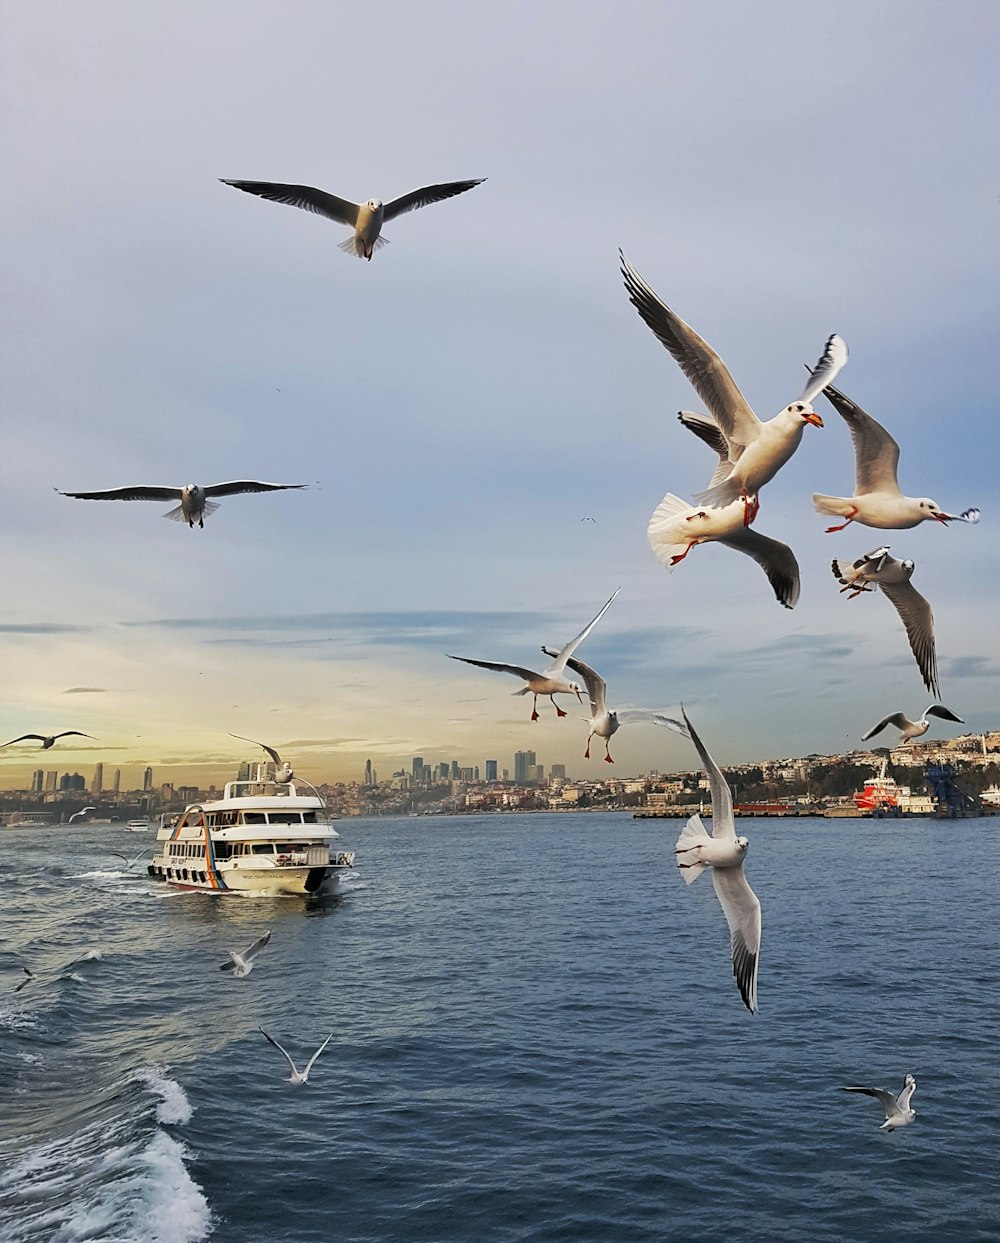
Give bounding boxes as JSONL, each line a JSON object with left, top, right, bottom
{"left": 933, "top": 512, "right": 953, "bottom": 523}
{"left": 575, "top": 688, "right": 584, "bottom": 703}
{"left": 804, "top": 412, "right": 824, "bottom": 428}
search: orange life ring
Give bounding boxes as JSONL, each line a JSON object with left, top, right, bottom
{"left": 277, "top": 854, "right": 290, "bottom": 865}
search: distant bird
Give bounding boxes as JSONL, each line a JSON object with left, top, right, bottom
{"left": 812, "top": 381, "right": 980, "bottom": 531}
{"left": 832, "top": 547, "right": 940, "bottom": 696}
{"left": 842, "top": 1074, "right": 917, "bottom": 1131}
{"left": 1, "top": 731, "right": 94, "bottom": 749}
{"left": 229, "top": 733, "right": 294, "bottom": 782}
{"left": 219, "top": 931, "right": 271, "bottom": 978}
{"left": 580, "top": 516, "right": 597, "bottom": 523}
{"left": 861, "top": 704, "right": 964, "bottom": 745}
{"left": 68, "top": 807, "right": 96, "bottom": 823}
{"left": 57, "top": 481, "right": 308, "bottom": 529}
{"left": 258, "top": 1027, "right": 333, "bottom": 1085}
{"left": 448, "top": 588, "right": 620, "bottom": 721}
{"left": 620, "top": 251, "right": 847, "bottom": 524}
{"left": 14, "top": 968, "right": 33, "bottom": 994}
{"left": 221, "top": 177, "right": 485, "bottom": 260}
{"left": 112, "top": 848, "right": 149, "bottom": 870}
{"left": 674, "top": 707, "right": 761, "bottom": 1013}
{"left": 540, "top": 647, "right": 687, "bottom": 763}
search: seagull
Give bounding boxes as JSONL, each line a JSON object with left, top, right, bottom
{"left": 1, "top": 731, "right": 94, "bottom": 749}
{"left": 812, "top": 381, "right": 981, "bottom": 531}
{"left": 68, "top": 807, "right": 96, "bottom": 823}
{"left": 228, "top": 733, "right": 294, "bottom": 782}
{"left": 842, "top": 1074, "right": 917, "bottom": 1131}
{"left": 540, "top": 648, "right": 688, "bottom": 763}
{"left": 221, "top": 177, "right": 485, "bottom": 260}
{"left": 674, "top": 707, "right": 761, "bottom": 1013}
{"left": 219, "top": 931, "right": 271, "bottom": 978}
{"left": 862, "top": 703, "right": 964, "bottom": 745}
{"left": 832, "top": 547, "right": 940, "bottom": 696}
{"left": 448, "top": 588, "right": 620, "bottom": 721}
{"left": 258, "top": 1027, "right": 333, "bottom": 1085}
{"left": 111, "top": 848, "right": 149, "bottom": 869}
{"left": 57, "top": 481, "right": 309, "bottom": 528}
{"left": 620, "top": 250, "right": 847, "bottom": 524}
{"left": 14, "top": 968, "right": 33, "bottom": 994}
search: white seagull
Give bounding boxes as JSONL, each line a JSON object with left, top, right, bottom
{"left": 219, "top": 931, "right": 271, "bottom": 978}
{"left": 620, "top": 251, "right": 847, "bottom": 524}
{"left": 648, "top": 412, "right": 801, "bottom": 608}
{"left": 259, "top": 1027, "right": 333, "bottom": 1085}
{"left": 68, "top": 807, "right": 97, "bottom": 822}
{"left": 832, "top": 547, "right": 940, "bottom": 696}
{"left": 861, "top": 703, "right": 964, "bottom": 745}
{"left": 842, "top": 1074, "right": 917, "bottom": 1131}
{"left": 58, "top": 481, "right": 309, "bottom": 528}
{"left": 674, "top": 707, "right": 761, "bottom": 1013}
{"left": 221, "top": 177, "right": 485, "bottom": 260}
{"left": 111, "top": 848, "right": 149, "bottom": 870}
{"left": 229, "top": 733, "right": 294, "bottom": 783}
{"left": 812, "top": 381, "right": 981, "bottom": 531}
{"left": 1, "top": 731, "right": 94, "bottom": 749}
{"left": 540, "top": 648, "right": 687, "bottom": 763}
{"left": 448, "top": 589, "right": 620, "bottom": 721}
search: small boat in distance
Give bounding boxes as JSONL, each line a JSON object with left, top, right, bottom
{"left": 853, "top": 756, "right": 933, "bottom": 816}
{"left": 148, "top": 772, "right": 355, "bottom": 895}
{"left": 124, "top": 817, "right": 154, "bottom": 832}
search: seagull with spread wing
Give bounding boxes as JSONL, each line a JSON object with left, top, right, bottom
{"left": 813, "top": 381, "right": 980, "bottom": 531}
{"left": 448, "top": 589, "right": 620, "bottom": 721}
{"left": 219, "top": 931, "right": 271, "bottom": 979}
{"left": 620, "top": 250, "right": 847, "bottom": 525}
{"left": 259, "top": 1027, "right": 334, "bottom": 1085}
{"left": 832, "top": 547, "right": 941, "bottom": 696}
{"left": 1, "top": 731, "right": 94, "bottom": 749}
{"left": 221, "top": 176, "right": 485, "bottom": 260}
{"left": 842, "top": 1074, "right": 917, "bottom": 1131}
{"left": 540, "top": 647, "right": 687, "bottom": 763}
{"left": 674, "top": 707, "right": 761, "bottom": 1014}
{"left": 229, "top": 733, "right": 294, "bottom": 782}
{"left": 57, "top": 481, "right": 308, "bottom": 528}
{"left": 861, "top": 703, "right": 963, "bottom": 745}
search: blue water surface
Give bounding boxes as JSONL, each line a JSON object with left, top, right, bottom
{"left": 1, "top": 812, "right": 998, "bottom": 1242}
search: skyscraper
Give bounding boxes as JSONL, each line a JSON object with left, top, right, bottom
{"left": 412, "top": 756, "right": 424, "bottom": 781}
{"left": 485, "top": 760, "right": 497, "bottom": 783}
{"left": 31, "top": 770, "right": 44, "bottom": 793}
{"left": 143, "top": 767, "right": 153, "bottom": 791}
{"left": 514, "top": 750, "right": 536, "bottom": 783}
{"left": 44, "top": 771, "right": 57, "bottom": 791}
{"left": 92, "top": 763, "right": 103, "bottom": 793}
{"left": 113, "top": 768, "right": 121, "bottom": 793}
{"left": 364, "top": 759, "right": 374, "bottom": 786}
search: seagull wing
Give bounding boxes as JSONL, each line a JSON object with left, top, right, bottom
{"left": 842, "top": 1086, "right": 896, "bottom": 1114}
{"left": 259, "top": 1027, "right": 299, "bottom": 1076}
{"left": 303, "top": 1032, "right": 334, "bottom": 1076}
{"left": 796, "top": 334, "right": 849, "bottom": 405}
{"left": 382, "top": 178, "right": 485, "bottom": 220}
{"left": 820, "top": 383, "right": 902, "bottom": 496}
{"left": 860, "top": 713, "right": 910, "bottom": 741}
{"left": 219, "top": 954, "right": 239, "bottom": 972}
{"left": 615, "top": 711, "right": 689, "bottom": 736}
{"left": 242, "top": 931, "right": 272, "bottom": 962}
{"left": 620, "top": 252, "right": 759, "bottom": 454}
{"left": 558, "top": 654, "right": 607, "bottom": 714}
{"left": 203, "top": 481, "right": 308, "bottom": 498}
{"left": 926, "top": 704, "right": 963, "bottom": 724}
{"left": 1, "top": 735, "right": 48, "bottom": 746}
{"left": 717, "top": 528, "right": 801, "bottom": 609}
{"left": 447, "top": 655, "right": 540, "bottom": 682}
{"left": 228, "top": 732, "right": 282, "bottom": 766}
{"left": 220, "top": 179, "right": 359, "bottom": 226}
{"left": 681, "top": 707, "right": 735, "bottom": 842}
{"left": 712, "top": 865, "right": 762, "bottom": 1014}
{"left": 896, "top": 1076, "right": 917, "bottom": 1111}
{"left": 678, "top": 411, "right": 735, "bottom": 491}
{"left": 549, "top": 588, "right": 621, "bottom": 671}
{"left": 54, "top": 731, "right": 95, "bottom": 741}
{"left": 59, "top": 486, "right": 181, "bottom": 502}
{"left": 878, "top": 578, "right": 939, "bottom": 697}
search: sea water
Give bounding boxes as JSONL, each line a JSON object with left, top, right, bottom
{"left": 1, "top": 813, "right": 998, "bottom": 1242}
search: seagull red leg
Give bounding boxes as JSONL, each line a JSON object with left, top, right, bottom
{"left": 826, "top": 505, "right": 858, "bottom": 533}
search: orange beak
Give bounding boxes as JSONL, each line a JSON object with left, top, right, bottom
{"left": 804, "top": 412, "right": 824, "bottom": 428}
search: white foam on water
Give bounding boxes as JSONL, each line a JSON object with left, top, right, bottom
{"left": 72, "top": 949, "right": 104, "bottom": 962}
{"left": 136, "top": 1066, "right": 194, "bottom": 1125}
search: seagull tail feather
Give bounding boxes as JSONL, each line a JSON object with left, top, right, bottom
{"left": 812, "top": 493, "right": 851, "bottom": 517}
{"left": 675, "top": 813, "right": 711, "bottom": 885}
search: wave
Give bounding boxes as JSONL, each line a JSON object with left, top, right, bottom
{"left": 135, "top": 1066, "right": 194, "bottom": 1126}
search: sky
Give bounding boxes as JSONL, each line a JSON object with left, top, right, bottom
{"left": 2, "top": 0, "right": 999, "bottom": 789}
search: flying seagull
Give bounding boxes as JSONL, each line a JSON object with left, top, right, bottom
{"left": 812, "top": 381, "right": 980, "bottom": 531}
{"left": 221, "top": 177, "right": 485, "bottom": 260}
{"left": 448, "top": 588, "right": 620, "bottom": 721}
{"left": 1, "top": 731, "right": 94, "bottom": 749}
{"left": 57, "top": 481, "right": 309, "bottom": 528}
{"left": 674, "top": 707, "right": 761, "bottom": 1013}
{"left": 620, "top": 250, "right": 847, "bottom": 524}
{"left": 68, "top": 807, "right": 96, "bottom": 823}
{"left": 14, "top": 968, "right": 33, "bottom": 994}
{"left": 832, "top": 547, "right": 940, "bottom": 696}
{"left": 540, "top": 647, "right": 687, "bottom": 763}
{"left": 111, "top": 848, "right": 149, "bottom": 870}
{"left": 219, "top": 931, "right": 271, "bottom": 978}
{"left": 258, "top": 1027, "right": 334, "bottom": 1085}
{"left": 229, "top": 733, "right": 294, "bottom": 782}
{"left": 861, "top": 703, "right": 964, "bottom": 745}
{"left": 841, "top": 1074, "right": 917, "bottom": 1131}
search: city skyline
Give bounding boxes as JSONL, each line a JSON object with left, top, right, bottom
{"left": 2, "top": 4, "right": 998, "bottom": 788}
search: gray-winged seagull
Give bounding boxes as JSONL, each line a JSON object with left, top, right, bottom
{"left": 259, "top": 1027, "right": 333, "bottom": 1085}
{"left": 842, "top": 1074, "right": 917, "bottom": 1131}
{"left": 219, "top": 931, "right": 271, "bottom": 978}
{"left": 861, "top": 703, "right": 964, "bottom": 745}
{"left": 58, "top": 481, "right": 308, "bottom": 528}
{"left": 2, "top": 731, "right": 94, "bottom": 749}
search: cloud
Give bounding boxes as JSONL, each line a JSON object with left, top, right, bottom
{"left": 0, "top": 623, "right": 94, "bottom": 634}
{"left": 942, "top": 655, "right": 1000, "bottom": 679}
{"left": 63, "top": 686, "right": 107, "bottom": 694}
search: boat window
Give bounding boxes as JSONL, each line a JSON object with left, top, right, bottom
{"left": 219, "top": 812, "right": 238, "bottom": 827}
{"left": 241, "top": 812, "right": 266, "bottom": 825}
{"left": 251, "top": 843, "right": 275, "bottom": 854}
{"left": 302, "top": 812, "right": 317, "bottom": 823}
{"left": 266, "top": 812, "right": 302, "bottom": 825}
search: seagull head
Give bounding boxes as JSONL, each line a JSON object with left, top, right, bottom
{"left": 788, "top": 401, "right": 823, "bottom": 428}
{"left": 367, "top": 198, "right": 382, "bottom": 211}
{"left": 918, "top": 498, "right": 952, "bottom": 522}
{"left": 736, "top": 836, "right": 749, "bottom": 852}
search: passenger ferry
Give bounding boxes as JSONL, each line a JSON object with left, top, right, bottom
{"left": 148, "top": 770, "right": 355, "bottom": 895}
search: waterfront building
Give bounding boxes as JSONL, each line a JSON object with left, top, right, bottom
{"left": 92, "top": 763, "right": 103, "bottom": 793}
{"left": 59, "top": 773, "right": 86, "bottom": 791}
{"left": 411, "top": 756, "right": 424, "bottom": 781}
{"left": 31, "top": 770, "right": 44, "bottom": 793}
{"left": 143, "top": 767, "right": 153, "bottom": 791}
{"left": 44, "top": 771, "right": 57, "bottom": 792}
{"left": 113, "top": 768, "right": 121, "bottom": 793}
{"left": 363, "top": 759, "right": 374, "bottom": 786}
{"left": 550, "top": 764, "right": 566, "bottom": 780}
{"left": 485, "top": 760, "right": 497, "bottom": 783}
{"left": 514, "top": 751, "right": 537, "bottom": 784}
